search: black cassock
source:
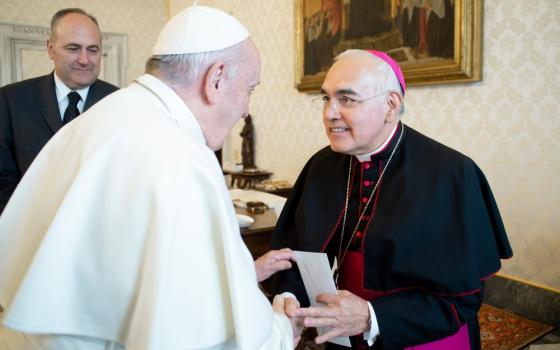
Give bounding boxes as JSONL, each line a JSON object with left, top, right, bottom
{"left": 266, "top": 122, "right": 512, "bottom": 349}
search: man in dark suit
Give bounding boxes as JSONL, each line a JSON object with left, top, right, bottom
{"left": 0, "top": 8, "right": 118, "bottom": 213}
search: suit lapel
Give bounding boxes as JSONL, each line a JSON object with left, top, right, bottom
{"left": 32, "top": 73, "right": 62, "bottom": 134}
{"left": 83, "top": 80, "right": 102, "bottom": 111}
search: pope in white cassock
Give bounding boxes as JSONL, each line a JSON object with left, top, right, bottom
{"left": 0, "top": 5, "right": 297, "bottom": 350}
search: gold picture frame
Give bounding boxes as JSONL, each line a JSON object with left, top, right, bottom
{"left": 295, "top": 0, "right": 482, "bottom": 93}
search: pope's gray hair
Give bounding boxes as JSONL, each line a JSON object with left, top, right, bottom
{"left": 335, "top": 49, "right": 405, "bottom": 114}
{"left": 145, "top": 43, "right": 243, "bottom": 88}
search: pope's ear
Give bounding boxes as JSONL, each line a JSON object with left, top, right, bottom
{"left": 203, "top": 62, "right": 225, "bottom": 105}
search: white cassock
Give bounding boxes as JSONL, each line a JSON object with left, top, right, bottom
{"left": 0, "top": 74, "right": 293, "bottom": 350}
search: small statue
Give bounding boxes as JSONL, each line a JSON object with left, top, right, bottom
{"left": 240, "top": 115, "right": 256, "bottom": 171}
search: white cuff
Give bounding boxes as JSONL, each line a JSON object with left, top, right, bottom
{"left": 278, "top": 292, "right": 297, "bottom": 300}
{"left": 363, "top": 301, "right": 380, "bottom": 346}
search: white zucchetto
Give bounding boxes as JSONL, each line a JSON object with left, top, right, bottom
{"left": 152, "top": 5, "right": 249, "bottom": 55}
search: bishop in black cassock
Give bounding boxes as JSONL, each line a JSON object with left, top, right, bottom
{"left": 266, "top": 49, "right": 512, "bottom": 350}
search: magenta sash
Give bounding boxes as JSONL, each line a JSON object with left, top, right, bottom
{"left": 339, "top": 251, "right": 471, "bottom": 349}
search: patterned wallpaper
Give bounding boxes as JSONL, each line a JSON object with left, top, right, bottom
{"left": 1, "top": 0, "right": 557, "bottom": 290}
{"left": 170, "top": 0, "right": 560, "bottom": 290}
{"left": 0, "top": 0, "right": 167, "bottom": 85}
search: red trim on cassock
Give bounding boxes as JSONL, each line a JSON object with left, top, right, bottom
{"left": 449, "top": 303, "right": 460, "bottom": 326}
{"left": 358, "top": 163, "right": 365, "bottom": 215}
{"left": 480, "top": 271, "right": 498, "bottom": 281}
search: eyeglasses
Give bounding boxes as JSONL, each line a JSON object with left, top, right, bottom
{"left": 312, "top": 91, "right": 389, "bottom": 110}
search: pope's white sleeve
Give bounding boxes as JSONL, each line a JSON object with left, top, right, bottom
{"left": 257, "top": 313, "right": 294, "bottom": 350}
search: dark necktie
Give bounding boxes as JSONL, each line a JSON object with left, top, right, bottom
{"left": 63, "top": 91, "right": 81, "bottom": 125}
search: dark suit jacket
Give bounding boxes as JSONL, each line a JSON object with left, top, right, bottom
{"left": 0, "top": 72, "right": 118, "bottom": 213}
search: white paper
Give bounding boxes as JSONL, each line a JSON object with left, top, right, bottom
{"left": 235, "top": 214, "right": 254, "bottom": 228}
{"left": 228, "top": 189, "right": 286, "bottom": 218}
{"left": 293, "top": 251, "right": 351, "bottom": 347}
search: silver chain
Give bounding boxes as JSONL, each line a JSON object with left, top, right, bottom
{"left": 335, "top": 125, "right": 405, "bottom": 286}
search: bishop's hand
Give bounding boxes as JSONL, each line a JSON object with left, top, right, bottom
{"left": 295, "top": 290, "right": 370, "bottom": 344}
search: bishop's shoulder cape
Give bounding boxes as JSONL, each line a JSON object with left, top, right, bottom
{"left": 272, "top": 123, "right": 511, "bottom": 297}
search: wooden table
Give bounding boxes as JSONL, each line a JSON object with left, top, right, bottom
{"left": 237, "top": 207, "right": 277, "bottom": 258}
{"left": 257, "top": 187, "right": 292, "bottom": 198}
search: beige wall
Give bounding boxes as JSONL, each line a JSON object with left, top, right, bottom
{"left": 2, "top": 0, "right": 558, "bottom": 290}
{"left": 170, "top": 0, "right": 560, "bottom": 290}
{"left": 0, "top": 0, "right": 167, "bottom": 85}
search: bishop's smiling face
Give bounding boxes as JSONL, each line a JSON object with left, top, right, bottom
{"left": 321, "top": 55, "right": 394, "bottom": 155}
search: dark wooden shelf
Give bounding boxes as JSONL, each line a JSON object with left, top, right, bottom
{"left": 237, "top": 207, "right": 276, "bottom": 258}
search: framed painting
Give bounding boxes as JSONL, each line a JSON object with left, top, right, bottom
{"left": 295, "top": 0, "right": 482, "bottom": 93}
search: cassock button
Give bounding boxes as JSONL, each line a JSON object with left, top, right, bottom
{"left": 356, "top": 231, "right": 363, "bottom": 238}
{"left": 364, "top": 162, "right": 371, "bottom": 169}
{"left": 362, "top": 197, "right": 368, "bottom": 203}
{"left": 363, "top": 180, "right": 371, "bottom": 186}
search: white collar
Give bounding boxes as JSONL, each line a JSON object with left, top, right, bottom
{"left": 53, "top": 71, "right": 90, "bottom": 103}
{"left": 355, "top": 123, "right": 399, "bottom": 162}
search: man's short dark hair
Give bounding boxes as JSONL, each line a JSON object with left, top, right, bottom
{"left": 50, "top": 8, "right": 100, "bottom": 40}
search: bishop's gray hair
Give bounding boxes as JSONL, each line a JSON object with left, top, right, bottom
{"left": 334, "top": 49, "right": 405, "bottom": 115}
{"left": 145, "top": 42, "right": 244, "bottom": 88}
{"left": 335, "top": 50, "right": 402, "bottom": 96}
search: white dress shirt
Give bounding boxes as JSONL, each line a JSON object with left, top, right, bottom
{"left": 53, "top": 72, "right": 89, "bottom": 120}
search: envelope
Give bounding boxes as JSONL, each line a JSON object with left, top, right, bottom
{"left": 294, "top": 251, "right": 351, "bottom": 347}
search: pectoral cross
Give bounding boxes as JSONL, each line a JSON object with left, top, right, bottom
{"left": 332, "top": 256, "right": 339, "bottom": 287}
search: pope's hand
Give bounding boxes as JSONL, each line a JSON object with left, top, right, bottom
{"left": 295, "top": 290, "right": 370, "bottom": 344}
{"left": 254, "top": 248, "right": 295, "bottom": 282}
{"left": 272, "top": 294, "right": 303, "bottom": 346}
